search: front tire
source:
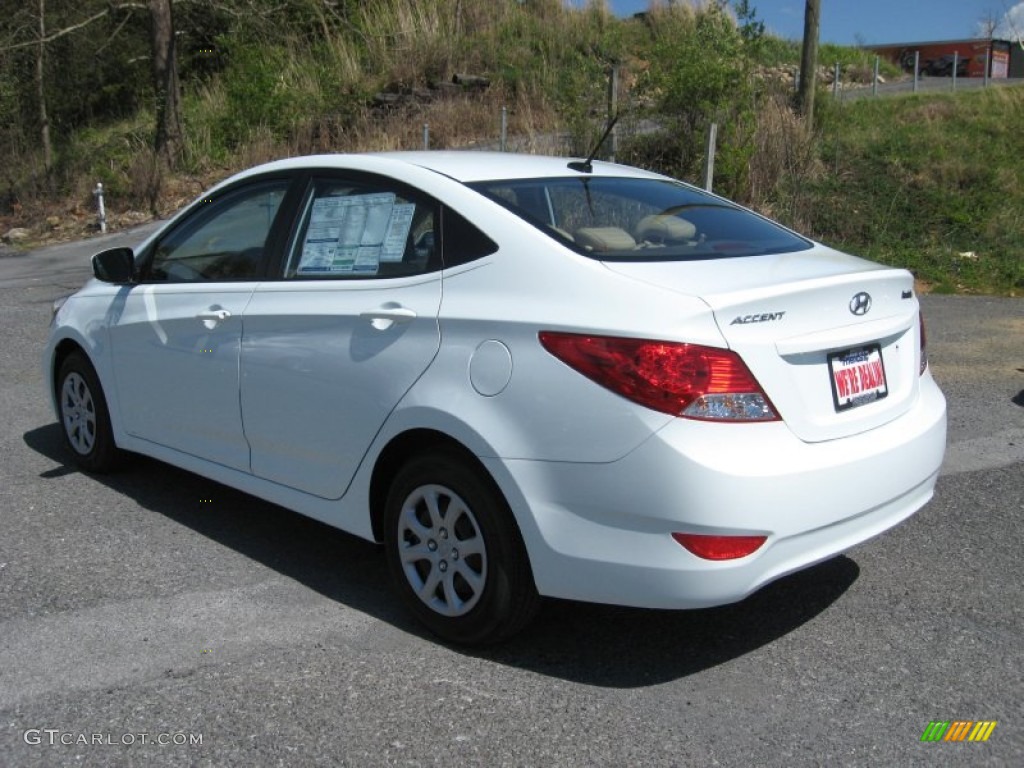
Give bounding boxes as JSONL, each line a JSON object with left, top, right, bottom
{"left": 384, "top": 450, "right": 539, "bottom": 645}
{"left": 56, "top": 351, "right": 121, "bottom": 472}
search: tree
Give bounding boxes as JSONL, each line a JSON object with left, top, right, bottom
{"left": 977, "top": 10, "right": 999, "bottom": 38}
{"left": 734, "top": 0, "right": 765, "bottom": 46}
{"left": 149, "top": 0, "right": 183, "bottom": 167}
{"left": 1, "top": 1, "right": 148, "bottom": 177}
{"left": 35, "top": 0, "right": 52, "bottom": 174}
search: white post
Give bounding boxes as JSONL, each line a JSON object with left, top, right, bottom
{"left": 423, "top": 123, "right": 429, "bottom": 150}
{"left": 703, "top": 123, "right": 717, "bottom": 193}
{"left": 872, "top": 56, "right": 879, "bottom": 97}
{"left": 952, "top": 52, "right": 958, "bottom": 90}
{"left": 93, "top": 182, "right": 106, "bottom": 234}
{"left": 500, "top": 106, "right": 507, "bottom": 152}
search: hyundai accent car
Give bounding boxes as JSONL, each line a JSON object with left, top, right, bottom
{"left": 45, "top": 152, "right": 947, "bottom": 644}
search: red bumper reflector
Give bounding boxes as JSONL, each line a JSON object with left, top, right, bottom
{"left": 672, "top": 532, "right": 767, "bottom": 560}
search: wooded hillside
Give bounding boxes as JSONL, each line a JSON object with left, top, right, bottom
{"left": 1, "top": 1, "right": 1019, "bottom": 294}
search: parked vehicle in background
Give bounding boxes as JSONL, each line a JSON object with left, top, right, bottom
{"left": 920, "top": 54, "right": 971, "bottom": 77}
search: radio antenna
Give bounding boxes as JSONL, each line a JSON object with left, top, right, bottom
{"left": 567, "top": 113, "right": 620, "bottom": 174}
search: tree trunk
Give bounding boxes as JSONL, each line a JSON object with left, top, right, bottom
{"left": 36, "top": 0, "right": 52, "bottom": 174}
{"left": 797, "top": 0, "right": 820, "bottom": 121}
{"left": 149, "top": 0, "right": 183, "bottom": 167}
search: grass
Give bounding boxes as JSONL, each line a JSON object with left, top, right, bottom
{"left": 805, "top": 85, "right": 1024, "bottom": 295}
{"left": 757, "top": 37, "right": 902, "bottom": 82}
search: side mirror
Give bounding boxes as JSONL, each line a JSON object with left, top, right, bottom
{"left": 92, "top": 247, "right": 135, "bottom": 284}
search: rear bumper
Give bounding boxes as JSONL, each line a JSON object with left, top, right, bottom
{"left": 484, "top": 374, "right": 946, "bottom": 609}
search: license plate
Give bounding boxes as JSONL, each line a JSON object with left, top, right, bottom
{"left": 828, "top": 344, "right": 888, "bottom": 412}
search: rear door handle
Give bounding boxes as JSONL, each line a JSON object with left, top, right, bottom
{"left": 359, "top": 306, "right": 417, "bottom": 330}
{"left": 196, "top": 309, "right": 231, "bottom": 329}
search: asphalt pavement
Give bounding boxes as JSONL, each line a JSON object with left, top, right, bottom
{"left": 1, "top": 230, "right": 1021, "bottom": 767}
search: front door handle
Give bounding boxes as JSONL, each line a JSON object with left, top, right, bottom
{"left": 196, "top": 308, "right": 231, "bottom": 329}
{"left": 359, "top": 306, "right": 417, "bottom": 330}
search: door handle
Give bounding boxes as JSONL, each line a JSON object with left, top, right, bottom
{"left": 359, "top": 306, "right": 417, "bottom": 330}
{"left": 196, "top": 308, "right": 231, "bottom": 329}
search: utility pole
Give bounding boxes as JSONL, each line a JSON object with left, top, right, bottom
{"left": 797, "top": 0, "right": 820, "bottom": 121}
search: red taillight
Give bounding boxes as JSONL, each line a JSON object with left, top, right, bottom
{"left": 672, "top": 532, "right": 767, "bottom": 560}
{"left": 918, "top": 312, "right": 928, "bottom": 375}
{"left": 538, "top": 332, "right": 779, "bottom": 421}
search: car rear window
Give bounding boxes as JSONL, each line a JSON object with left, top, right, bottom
{"left": 467, "top": 176, "right": 812, "bottom": 261}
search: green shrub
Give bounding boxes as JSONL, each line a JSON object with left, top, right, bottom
{"left": 627, "top": 3, "right": 756, "bottom": 200}
{"left": 216, "top": 37, "right": 293, "bottom": 148}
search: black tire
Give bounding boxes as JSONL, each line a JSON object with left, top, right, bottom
{"left": 55, "top": 351, "right": 122, "bottom": 472}
{"left": 384, "top": 449, "right": 540, "bottom": 645}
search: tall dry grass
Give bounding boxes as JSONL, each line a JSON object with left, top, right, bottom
{"left": 357, "top": 0, "right": 462, "bottom": 85}
{"left": 642, "top": 0, "right": 716, "bottom": 37}
{"left": 748, "top": 90, "right": 822, "bottom": 231}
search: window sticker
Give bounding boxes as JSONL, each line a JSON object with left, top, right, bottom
{"left": 380, "top": 203, "right": 415, "bottom": 262}
{"left": 297, "top": 193, "right": 416, "bottom": 274}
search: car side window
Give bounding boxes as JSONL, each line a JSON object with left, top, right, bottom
{"left": 284, "top": 179, "right": 439, "bottom": 279}
{"left": 145, "top": 181, "right": 288, "bottom": 282}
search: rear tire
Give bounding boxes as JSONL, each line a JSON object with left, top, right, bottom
{"left": 56, "top": 351, "right": 122, "bottom": 472}
{"left": 384, "top": 449, "right": 539, "bottom": 645}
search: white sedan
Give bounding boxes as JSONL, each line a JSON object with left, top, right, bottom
{"left": 45, "top": 152, "right": 947, "bottom": 644}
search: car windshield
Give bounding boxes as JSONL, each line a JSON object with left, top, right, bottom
{"left": 467, "top": 176, "right": 813, "bottom": 261}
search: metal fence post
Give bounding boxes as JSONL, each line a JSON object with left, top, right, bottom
{"left": 832, "top": 62, "right": 840, "bottom": 98}
{"left": 93, "top": 182, "right": 106, "bottom": 234}
{"left": 913, "top": 51, "right": 919, "bottom": 92}
{"left": 703, "top": 123, "right": 717, "bottom": 193}
{"left": 984, "top": 51, "right": 990, "bottom": 87}
{"left": 500, "top": 106, "right": 507, "bottom": 152}
{"left": 952, "top": 52, "right": 958, "bottom": 90}
{"left": 423, "top": 123, "right": 429, "bottom": 150}
{"left": 608, "top": 64, "right": 619, "bottom": 163}
{"left": 872, "top": 56, "right": 879, "bottom": 97}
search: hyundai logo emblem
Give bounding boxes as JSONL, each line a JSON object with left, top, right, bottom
{"left": 849, "top": 292, "right": 872, "bottom": 316}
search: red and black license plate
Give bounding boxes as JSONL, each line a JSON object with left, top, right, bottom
{"left": 828, "top": 344, "right": 888, "bottom": 412}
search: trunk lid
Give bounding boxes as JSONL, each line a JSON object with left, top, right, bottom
{"left": 604, "top": 246, "right": 922, "bottom": 442}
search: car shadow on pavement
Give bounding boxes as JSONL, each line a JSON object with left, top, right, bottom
{"left": 482, "top": 556, "right": 858, "bottom": 687}
{"left": 24, "top": 422, "right": 858, "bottom": 688}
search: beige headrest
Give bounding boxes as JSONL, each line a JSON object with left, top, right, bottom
{"left": 574, "top": 227, "right": 636, "bottom": 252}
{"left": 635, "top": 215, "right": 697, "bottom": 243}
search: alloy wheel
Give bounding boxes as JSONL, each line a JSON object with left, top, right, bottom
{"left": 396, "top": 483, "right": 488, "bottom": 617}
{"left": 61, "top": 371, "right": 97, "bottom": 456}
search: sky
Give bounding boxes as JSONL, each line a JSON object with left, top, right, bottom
{"left": 595, "top": 1, "right": 1024, "bottom": 46}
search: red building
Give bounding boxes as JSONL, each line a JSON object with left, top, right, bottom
{"left": 866, "top": 38, "right": 1015, "bottom": 78}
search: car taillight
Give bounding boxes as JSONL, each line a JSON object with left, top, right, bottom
{"left": 671, "top": 533, "right": 767, "bottom": 560}
{"left": 919, "top": 312, "right": 928, "bottom": 375}
{"left": 538, "top": 332, "right": 779, "bottom": 421}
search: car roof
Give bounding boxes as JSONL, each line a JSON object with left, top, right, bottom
{"left": 227, "top": 151, "right": 668, "bottom": 185}
{"left": 376, "top": 151, "right": 668, "bottom": 182}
